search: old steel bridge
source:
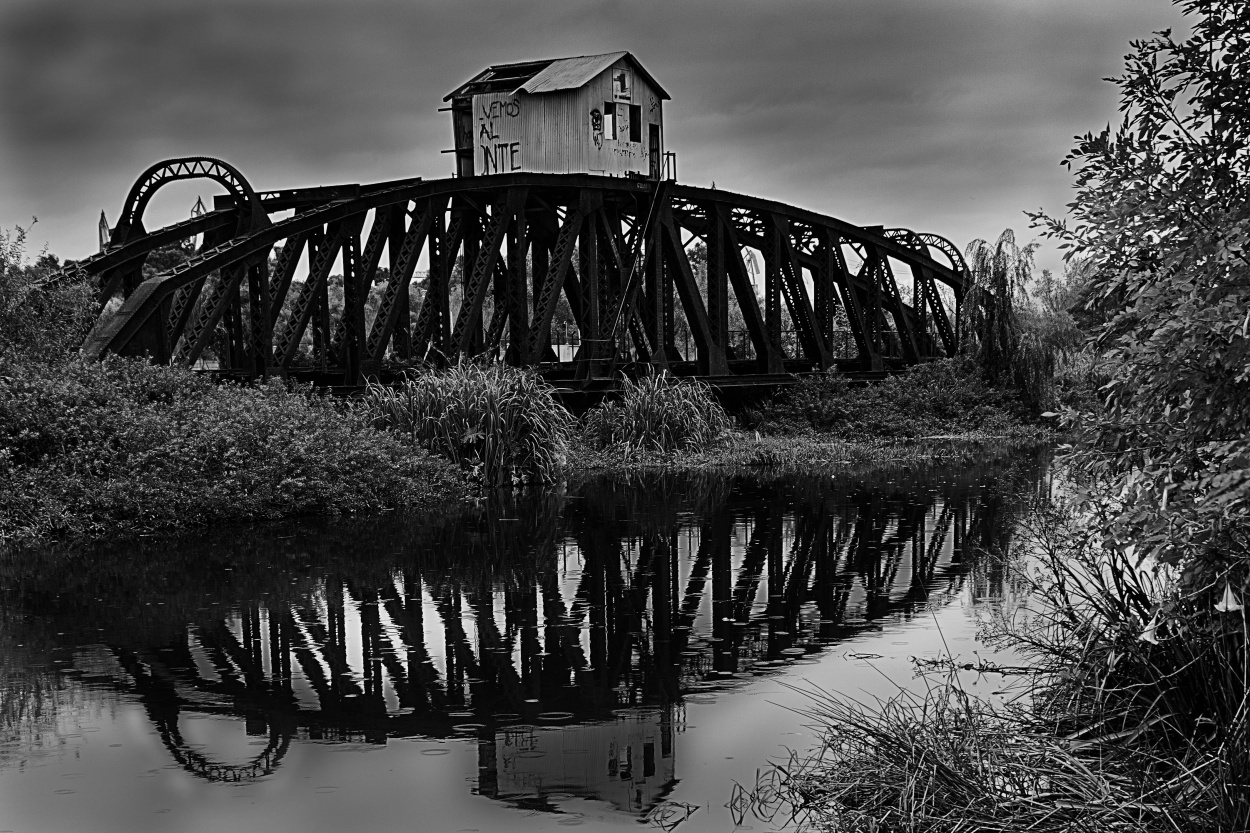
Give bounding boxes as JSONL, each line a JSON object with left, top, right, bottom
{"left": 71, "top": 156, "right": 966, "bottom": 389}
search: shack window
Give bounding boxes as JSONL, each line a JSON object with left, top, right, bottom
{"left": 629, "top": 104, "right": 641, "bottom": 142}
{"left": 603, "top": 102, "right": 617, "bottom": 139}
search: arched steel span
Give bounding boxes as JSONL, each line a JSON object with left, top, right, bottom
{"left": 112, "top": 156, "right": 269, "bottom": 241}
{"left": 74, "top": 163, "right": 967, "bottom": 384}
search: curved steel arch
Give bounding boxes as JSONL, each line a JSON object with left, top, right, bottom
{"left": 150, "top": 705, "right": 292, "bottom": 783}
{"left": 884, "top": 228, "right": 967, "bottom": 275}
{"left": 110, "top": 644, "right": 295, "bottom": 783}
{"left": 74, "top": 165, "right": 968, "bottom": 382}
{"left": 112, "top": 156, "right": 268, "bottom": 243}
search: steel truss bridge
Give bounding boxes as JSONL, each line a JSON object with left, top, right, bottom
{"left": 71, "top": 157, "right": 966, "bottom": 386}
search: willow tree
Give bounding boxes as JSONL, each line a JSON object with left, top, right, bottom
{"left": 960, "top": 229, "right": 1056, "bottom": 409}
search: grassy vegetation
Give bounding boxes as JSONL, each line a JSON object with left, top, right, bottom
{"left": 0, "top": 357, "right": 465, "bottom": 544}
{"left": 749, "top": 358, "right": 1039, "bottom": 440}
{"left": 749, "top": 498, "right": 1247, "bottom": 832}
{"left": 582, "top": 371, "right": 732, "bottom": 453}
{"left": 363, "top": 363, "right": 573, "bottom": 485}
{"left": 0, "top": 226, "right": 466, "bottom": 547}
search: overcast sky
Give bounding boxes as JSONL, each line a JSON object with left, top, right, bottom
{"left": 0, "top": 0, "right": 1187, "bottom": 276}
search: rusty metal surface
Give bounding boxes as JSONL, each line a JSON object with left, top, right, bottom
{"left": 520, "top": 52, "right": 628, "bottom": 95}
{"left": 68, "top": 163, "right": 966, "bottom": 388}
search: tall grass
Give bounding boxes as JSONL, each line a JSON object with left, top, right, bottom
{"left": 1015, "top": 501, "right": 1249, "bottom": 831}
{"left": 745, "top": 495, "right": 1249, "bottom": 832}
{"left": 364, "top": 363, "right": 574, "bottom": 485}
{"left": 743, "top": 677, "right": 1216, "bottom": 833}
{"left": 582, "top": 371, "right": 731, "bottom": 453}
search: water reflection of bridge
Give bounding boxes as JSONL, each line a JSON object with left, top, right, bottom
{"left": 16, "top": 464, "right": 1039, "bottom": 816}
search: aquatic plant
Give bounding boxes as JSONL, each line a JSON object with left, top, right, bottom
{"left": 582, "top": 371, "right": 731, "bottom": 453}
{"left": 363, "top": 362, "right": 574, "bottom": 485}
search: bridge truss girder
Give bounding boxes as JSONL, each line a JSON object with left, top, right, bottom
{"left": 74, "top": 168, "right": 966, "bottom": 383}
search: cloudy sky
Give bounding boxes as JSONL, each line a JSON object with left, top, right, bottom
{"left": 1, "top": 0, "right": 1187, "bottom": 275}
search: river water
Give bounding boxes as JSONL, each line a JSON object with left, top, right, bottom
{"left": 0, "top": 452, "right": 1047, "bottom": 833}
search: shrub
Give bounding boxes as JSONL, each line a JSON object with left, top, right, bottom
{"left": 583, "top": 371, "right": 731, "bottom": 453}
{"left": 0, "top": 356, "right": 464, "bottom": 544}
{"left": 1020, "top": 498, "right": 1247, "bottom": 828}
{"left": 0, "top": 223, "right": 94, "bottom": 362}
{"left": 755, "top": 358, "right": 1028, "bottom": 438}
{"left": 363, "top": 362, "right": 573, "bottom": 485}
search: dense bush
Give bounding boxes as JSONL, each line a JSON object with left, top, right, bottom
{"left": 0, "top": 224, "right": 94, "bottom": 363}
{"left": 753, "top": 358, "right": 1029, "bottom": 438}
{"left": 582, "top": 371, "right": 731, "bottom": 453}
{"left": 363, "top": 363, "right": 574, "bottom": 485}
{"left": 0, "top": 227, "right": 463, "bottom": 544}
{"left": 0, "top": 357, "right": 463, "bottom": 544}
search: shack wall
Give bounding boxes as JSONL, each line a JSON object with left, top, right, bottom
{"left": 468, "top": 57, "right": 664, "bottom": 177}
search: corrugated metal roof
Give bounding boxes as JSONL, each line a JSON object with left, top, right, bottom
{"left": 444, "top": 59, "right": 552, "bottom": 101}
{"left": 519, "top": 52, "right": 626, "bottom": 94}
{"left": 520, "top": 52, "right": 670, "bottom": 100}
{"left": 445, "top": 52, "right": 670, "bottom": 101}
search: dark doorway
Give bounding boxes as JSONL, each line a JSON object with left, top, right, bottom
{"left": 649, "top": 124, "right": 661, "bottom": 180}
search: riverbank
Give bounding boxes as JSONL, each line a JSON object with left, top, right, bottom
{"left": 569, "top": 425, "right": 1049, "bottom": 475}
{"left": 0, "top": 356, "right": 471, "bottom": 548}
{"left": 0, "top": 353, "right": 1048, "bottom": 549}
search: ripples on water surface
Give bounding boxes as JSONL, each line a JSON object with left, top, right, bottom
{"left": 0, "top": 454, "right": 1047, "bottom": 832}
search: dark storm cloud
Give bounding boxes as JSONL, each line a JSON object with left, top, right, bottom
{"left": 0, "top": 0, "right": 1186, "bottom": 266}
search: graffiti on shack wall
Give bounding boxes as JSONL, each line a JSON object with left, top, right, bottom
{"left": 475, "top": 93, "right": 523, "bottom": 175}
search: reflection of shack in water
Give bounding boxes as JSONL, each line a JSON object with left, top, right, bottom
{"left": 0, "top": 458, "right": 1046, "bottom": 819}
{"left": 482, "top": 708, "right": 677, "bottom": 813}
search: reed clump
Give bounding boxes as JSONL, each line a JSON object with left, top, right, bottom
{"left": 364, "top": 363, "right": 574, "bottom": 485}
{"left": 746, "top": 499, "right": 1248, "bottom": 833}
{"left": 582, "top": 371, "right": 731, "bottom": 453}
{"left": 742, "top": 683, "right": 1187, "bottom": 833}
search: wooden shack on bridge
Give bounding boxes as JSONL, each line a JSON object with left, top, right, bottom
{"left": 445, "top": 52, "right": 669, "bottom": 180}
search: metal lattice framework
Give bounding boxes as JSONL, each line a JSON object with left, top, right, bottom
{"left": 71, "top": 161, "right": 967, "bottom": 384}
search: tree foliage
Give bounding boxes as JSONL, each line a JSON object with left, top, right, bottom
{"left": 960, "top": 229, "right": 1071, "bottom": 411}
{"left": 0, "top": 222, "right": 94, "bottom": 361}
{"left": 1032, "top": 0, "right": 1250, "bottom": 589}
